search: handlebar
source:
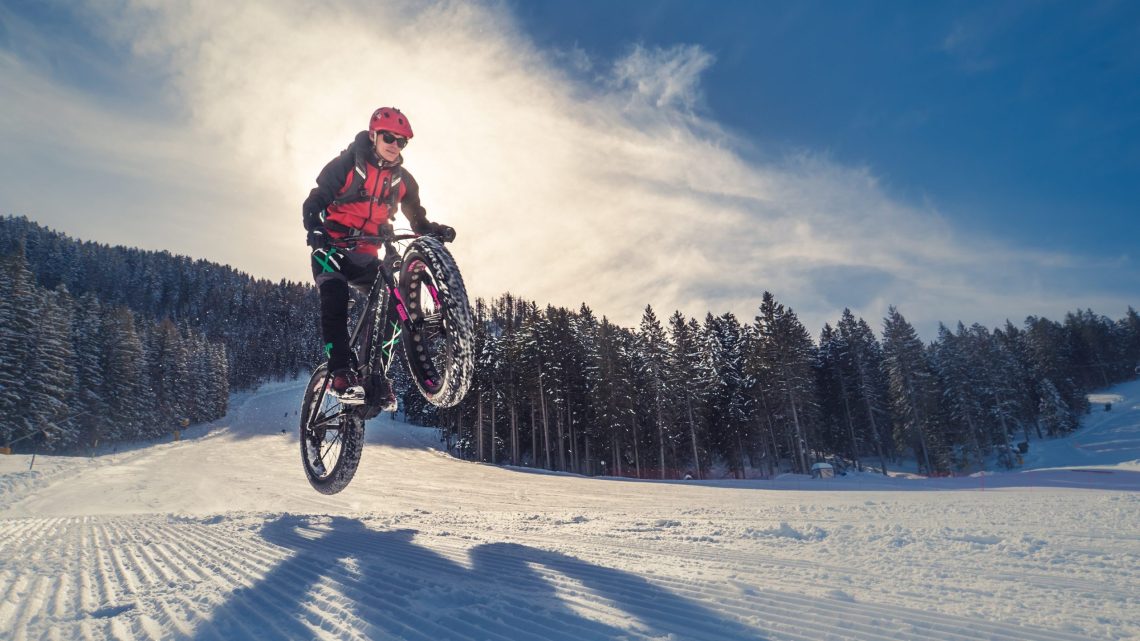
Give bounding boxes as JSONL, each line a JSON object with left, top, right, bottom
{"left": 330, "top": 233, "right": 421, "bottom": 246}
{"left": 327, "top": 226, "right": 456, "bottom": 247}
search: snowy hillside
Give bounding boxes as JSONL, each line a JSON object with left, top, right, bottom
{"left": 1, "top": 378, "right": 1138, "bottom": 641}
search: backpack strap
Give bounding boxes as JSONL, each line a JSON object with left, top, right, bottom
{"left": 330, "top": 149, "right": 405, "bottom": 216}
{"left": 385, "top": 167, "right": 404, "bottom": 221}
{"left": 330, "top": 149, "right": 371, "bottom": 207}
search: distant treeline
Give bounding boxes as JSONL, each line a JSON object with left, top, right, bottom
{"left": 413, "top": 294, "right": 1139, "bottom": 478}
{"left": 3, "top": 216, "right": 1137, "bottom": 473}
{"left": 0, "top": 215, "right": 319, "bottom": 451}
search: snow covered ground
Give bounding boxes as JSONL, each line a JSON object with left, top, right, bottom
{"left": 1, "top": 379, "right": 1138, "bottom": 641}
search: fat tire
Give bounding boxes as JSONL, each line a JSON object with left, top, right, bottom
{"left": 399, "top": 237, "right": 474, "bottom": 408}
{"left": 299, "top": 364, "right": 365, "bottom": 494}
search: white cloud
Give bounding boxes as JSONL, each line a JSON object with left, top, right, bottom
{"left": 610, "top": 44, "right": 715, "bottom": 112}
{"left": 0, "top": 0, "right": 1133, "bottom": 338}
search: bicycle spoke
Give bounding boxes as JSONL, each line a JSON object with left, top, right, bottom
{"left": 313, "top": 406, "right": 352, "bottom": 428}
{"left": 301, "top": 364, "right": 366, "bottom": 494}
{"left": 319, "top": 433, "right": 343, "bottom": 467}
{"left": 307, "top": 380, "right": 348, "bottom": 477}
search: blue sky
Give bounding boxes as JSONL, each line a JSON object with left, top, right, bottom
{"left": 513, "top": 0, "right": 1140, "bottom": 255}
{"left": 0, "top": 0, "right": 1137, "bottom": 337}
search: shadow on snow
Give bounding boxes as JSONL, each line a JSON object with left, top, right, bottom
{"left": 190, "top": 514, "right": 769, "bottom": 641}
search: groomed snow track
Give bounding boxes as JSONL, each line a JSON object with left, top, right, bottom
{"left": 1, "top": 378, "right": 1138, "bottom": 640}
{"left": 0, "top": 512, "right": 1118, "bottom": 641}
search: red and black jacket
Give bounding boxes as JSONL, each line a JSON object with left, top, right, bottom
{"left": 302, "top": 131, "right": 429, "bottom": 251}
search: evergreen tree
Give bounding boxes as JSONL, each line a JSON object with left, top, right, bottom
{"left": 26, "top": 286, "right": 77, "bottom": 449}
{"left": 639, "top": 305, "right": 674, "bottom": 478}
{"left": 0, "top": 247, "right": 41, "bottom": 445}
{"left": 206, "top": 341, "right": 230, "bottom": 420}
{"left": 1037, "top": 377, "right": 1076, "bottom": 436}
{"left": 594, "top": 317, "right": 633, "bottom": 477}
{"left": 573, "top": 303, "right": 604, "bottom": 474}
{"left": 147, "top": 318, "right": 192, "bottom": 432}
{"left": 100, "top": 306, "right": 151, "bottom": 441}
{"left": 669, "top": 312, "right": 709, "bottom": 480}
{"left": 1120, "top": 307, "right": 1140, "bottom": 375}
{"left": 72, "top": 293, "right": 107, "bottom": 447}
{"left": 518, "top": 311, "right": 556, "bottom": 470}
{"left": 932, "top": 323, "right": 989, "bottom": 469}
{"left": 836, "top": 310, "right": 893, "bottom": 473}
{"left": 614, "top": 325, "right": 647, "bottom": 478}
{"left": 540, "top": 306, "right": 573, "bottom": 472}
{"left": 705, "top": 312, "right": 752, "bottom": 477}
{"left": 754, "top": 293, "right": 818, "bottom": 474}
{"left": 1064, "top": 309, "right": 1120, "bottom": 388}
{"left": 995, "top": 320, "right": 1047, "bottom": 439}
{"left": 882, "top": 307, "right": 946, "bottom": 474}
{"left": 817, "top": 323, "right": 857, "bottom": 468}
{"left": 469, "top": 297, "right": 496, "bottom": 462}
{"left": 556, "top": 305, "right": 593, "bottom": 475}
{"left": 1023, "top": 316, "right": 1088, "bottom": 417}
{"left": 965, "top": 323, "right": 1026, "bottom": 453}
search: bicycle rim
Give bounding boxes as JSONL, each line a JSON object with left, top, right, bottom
{"left": 399, "top": 238, "right": 474, "bottom": 407}
{"left": 299, "top": 365, "right": 365, "bottom": 494}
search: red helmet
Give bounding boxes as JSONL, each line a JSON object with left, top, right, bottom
{"left": 368, "top": 107, "right": 413, "bottom": 139}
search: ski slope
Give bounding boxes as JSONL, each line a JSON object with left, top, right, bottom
{"left": 1, "top": 379, "right": 1138, "bottom": 641}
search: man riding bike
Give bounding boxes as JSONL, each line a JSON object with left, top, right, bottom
{"left": 302, "top": 107, "right": 455, "bottom": 405}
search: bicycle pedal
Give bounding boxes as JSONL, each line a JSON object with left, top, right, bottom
{"left": 332, "top": 389, "right": 367, "bottom": 405}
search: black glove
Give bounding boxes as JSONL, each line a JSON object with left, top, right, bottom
{"left": 418, "top": 221, "right": 456, "bottom": 242}
{"left": 307, "top": 226, "right": 330, "bottom": 249}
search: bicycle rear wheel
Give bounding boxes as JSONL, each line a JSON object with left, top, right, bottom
{"left": 398, "top": 236, "right": 474, "bottom": 408}
{"left": 299, "top": 364, "right": 365, "bottom": 494}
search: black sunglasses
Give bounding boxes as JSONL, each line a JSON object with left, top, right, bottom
{"left": 378, "top": 131, "right": 409, "bottom": 148}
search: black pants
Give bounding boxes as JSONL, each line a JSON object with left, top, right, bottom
{"left": 311, "top": 249, "right": 380, "bottom": 372}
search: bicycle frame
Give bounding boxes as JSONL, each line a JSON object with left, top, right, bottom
{"left": 306, "top": 231, "right": 422, "bottom": 431}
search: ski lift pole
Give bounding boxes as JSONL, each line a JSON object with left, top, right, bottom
{"left": 9, "top": 410, "right": 90, "bottom": 470}
{"left": 6, "top": 408, "right": 92, "bottom": 463}
{"left": 6, "top": 426, "right": 48, "bottom": 469}
{"left": 17, "top": 426, "right": 50, "bottom": 471}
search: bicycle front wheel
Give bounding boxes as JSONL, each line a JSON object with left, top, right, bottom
{"left": 398, "top": 236, "right": 474, "bottom": 408}
{"left": 299, "top": 364, "right": 365, "bottom": 494}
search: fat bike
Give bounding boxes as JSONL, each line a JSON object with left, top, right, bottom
{"left": 299, "top": 230, "right": 473, "bottom": 494}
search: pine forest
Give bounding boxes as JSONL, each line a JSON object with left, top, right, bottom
{"left": 2, "top": 216, "right": 1138, "bottom": 477}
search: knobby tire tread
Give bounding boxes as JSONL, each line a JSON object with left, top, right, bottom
{"left": 399, "top": 237, "right": 474, "bottom": 408}
{"left": 299, "top": 365, "right": 365, "bottom": 495}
